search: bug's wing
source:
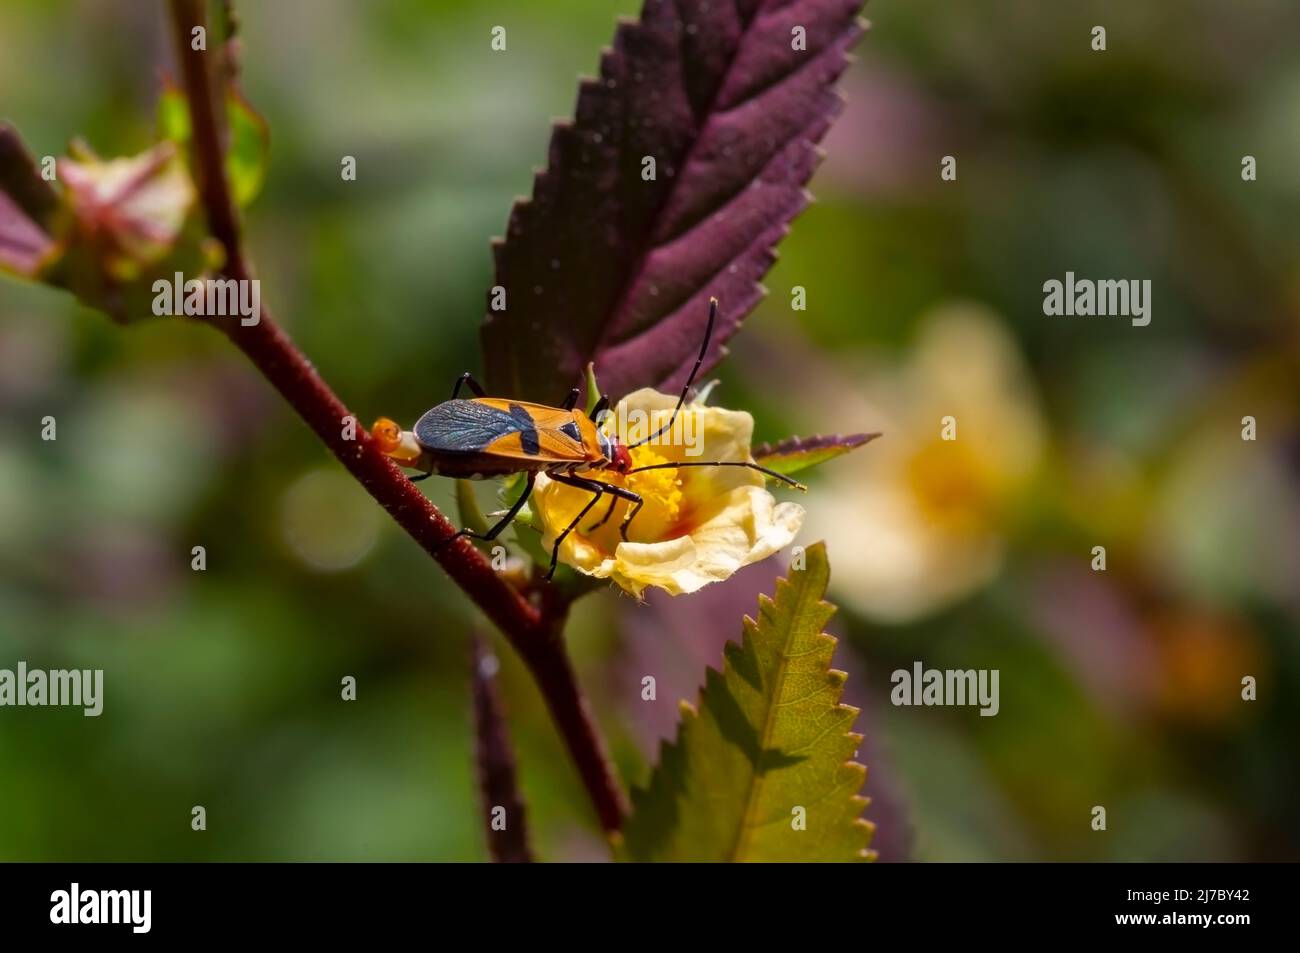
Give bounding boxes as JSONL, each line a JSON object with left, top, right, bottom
{"left": 476, "top": 424, "right": 590, "bottom": 463}
{"left": 481, "top": 399, "right": 593, "bottom": 463}
{"left": 531, "top": 424, "right": 590, "bottom": 461}
{"left": 519, "top": 402, "right": 597, "bottom": 461}
{"left": 415, "top": 399, "right": 593, "bottom": 464}
{"left": 413, "top": 400, "right": 521, "bottom": 453}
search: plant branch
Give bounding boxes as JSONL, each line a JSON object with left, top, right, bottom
{"left": 165, "top": 0, "right": 626, "bottom": 834}
{"left": 471, "top": 634, "right": 533, "bottom": 863}
{"left": 520, "top": 587, "right": 629, "bottom": 833}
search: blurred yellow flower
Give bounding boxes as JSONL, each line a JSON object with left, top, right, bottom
{"left": 804, "top": 303, "right": 1045, "bottom": 622}
{"left": 533, "top": 388, "right": 804, "bottom": 598}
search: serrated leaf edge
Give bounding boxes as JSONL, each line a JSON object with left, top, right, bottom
{"left": 627, "top": 541, "right": 875, "bottom": 861}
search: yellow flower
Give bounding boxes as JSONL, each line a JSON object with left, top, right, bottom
{"left": 803, "top": 303, "right": 1045, "bottom": 622}
{"left": 532, "top": 388, "right": 805, "bottom": 598}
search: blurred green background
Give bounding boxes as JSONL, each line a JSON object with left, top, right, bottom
{"left": 2, "top": 0, "right": 1298, "bottom": 861}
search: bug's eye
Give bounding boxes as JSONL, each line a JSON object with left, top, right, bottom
{"left": 370, "top": 417, "right": 403, "bottom": 454}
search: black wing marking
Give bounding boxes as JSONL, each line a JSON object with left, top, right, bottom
{"left": 508, "top": 403, "right": 540, "bottom": 455}
{"left": 413, "top": 400, "right": 521, "bottom": 453}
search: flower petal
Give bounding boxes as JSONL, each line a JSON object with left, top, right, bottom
{"left": 534, "top": 388, "right": 805, "bottom": 597}
{"left": 599, "top": 487, "right": 803, "bottom": 598}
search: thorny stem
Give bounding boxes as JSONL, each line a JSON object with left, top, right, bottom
{"left": 166, "top": 0, "right": 627, "bottom": 835}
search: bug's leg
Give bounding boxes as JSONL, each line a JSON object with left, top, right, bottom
{"left": 410, "top": 471, "right": 434, "bottom": 483}
{"left": 585, "top": 494, "right": 618, "bottom": 532}
{"left": 589, "top": 394, "right": 610, "bottom": 421}
{"left": 440, "top": 473, "right": 536, "bottom": 549}
{"left": 544, "top": 476, "right": 605, "bottom": 580}
{"left": 618, "top": 495, "right": 646, "bottom": 541}
{"left": 552, "top": 473, "right": 642, "bottom": 547}
{"left": 475, "top": 471, "right": 538, "bottom": 541}
{"left": 589, "top": 483, "right": 646, "bottom": 536}
{"left": 443, "top": 472, "right": 537, "bottom": 545}
{"left": 561, "top": 387, "right": 581, "bottom": 411}
{"left": 451, "top": 372, "right": 487, "bottom": 400}
{"left": 545, "top": 476, "right": 642, "bottom": 578}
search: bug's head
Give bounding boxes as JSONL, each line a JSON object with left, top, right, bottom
{"left": 599, "top": 431, "right": 634, "bottom": 474}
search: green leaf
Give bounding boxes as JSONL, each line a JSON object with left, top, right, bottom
{"left": 584, "top": 361, "right": 602, "bottom": 417}
{"left": 156, "top": 86, "right": 192, "bottom": 143}
{"left": 753, "top": 432, "right": 880, "bottom": 477}
{"left": 622, "top": 541, "right": 874, "bottom": 862}
{"left": 224, "top": 89, "right": 269, "bottom": 208}
{"left": 455, "top": 479, "right": 490, "bottom": 538}
{"left": 157, "top": 83, "right": 269, "bottom": 208}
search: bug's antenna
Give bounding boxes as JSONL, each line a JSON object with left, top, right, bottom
{"left": 626, "top": 296, "right": 717, "bottom": 450}
{"left": 626, "top": 460, "right": 808, "bottom": 491}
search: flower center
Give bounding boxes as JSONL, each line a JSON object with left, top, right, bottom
{"left": 561, "top": 446, "right": 688, "bottom": 553}
{"left": 625, "top": 447, "right": 684, "bottom": 530}
{"left": 905, "top": 438, "right": 997, "bottom": 534}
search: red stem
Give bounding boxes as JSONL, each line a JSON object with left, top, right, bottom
{"left": 167, "top": 0, "right": 625, "bottom": 834}
{"left": 224, "top": 307, "right": 547, "bottom": 640}
{"left": 471, "top": 634, "right": 534, "bottom": 863}
{"left": 520, "top": 644, "right": 628, "bottom": 833}
{"left": 519, "top": 586, "right": 628, "bottom": 832}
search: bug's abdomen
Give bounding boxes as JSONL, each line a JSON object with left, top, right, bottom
{"left": 422, "top": 452, "right": 551, "bottom": 480}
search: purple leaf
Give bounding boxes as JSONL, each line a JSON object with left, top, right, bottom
{"left": 0, "top": 191, "right": 53, "bottom": 276}
{"left": 0, "top": 123, "right": 59, "bottom": 277}
{"left": 753, "top": 431, "right": 879, "bottom": 475}
{"left": 482, "top": 0, "right": 867, "bottom": 401}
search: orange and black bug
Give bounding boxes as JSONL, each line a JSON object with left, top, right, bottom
{"left": 371, "top": 298, "right": 805, "bottom": 579}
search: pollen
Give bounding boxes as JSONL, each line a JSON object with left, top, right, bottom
{"left": 626, "top": 447, "right": 683, "bottom": 525}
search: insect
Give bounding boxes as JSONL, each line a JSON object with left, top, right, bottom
{"left": 370, "top": 297, "right": 806, "bottom": 580}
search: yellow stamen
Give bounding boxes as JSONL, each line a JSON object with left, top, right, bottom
{"left": 625, "top": 447, "right": 683, "bottom": 526}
